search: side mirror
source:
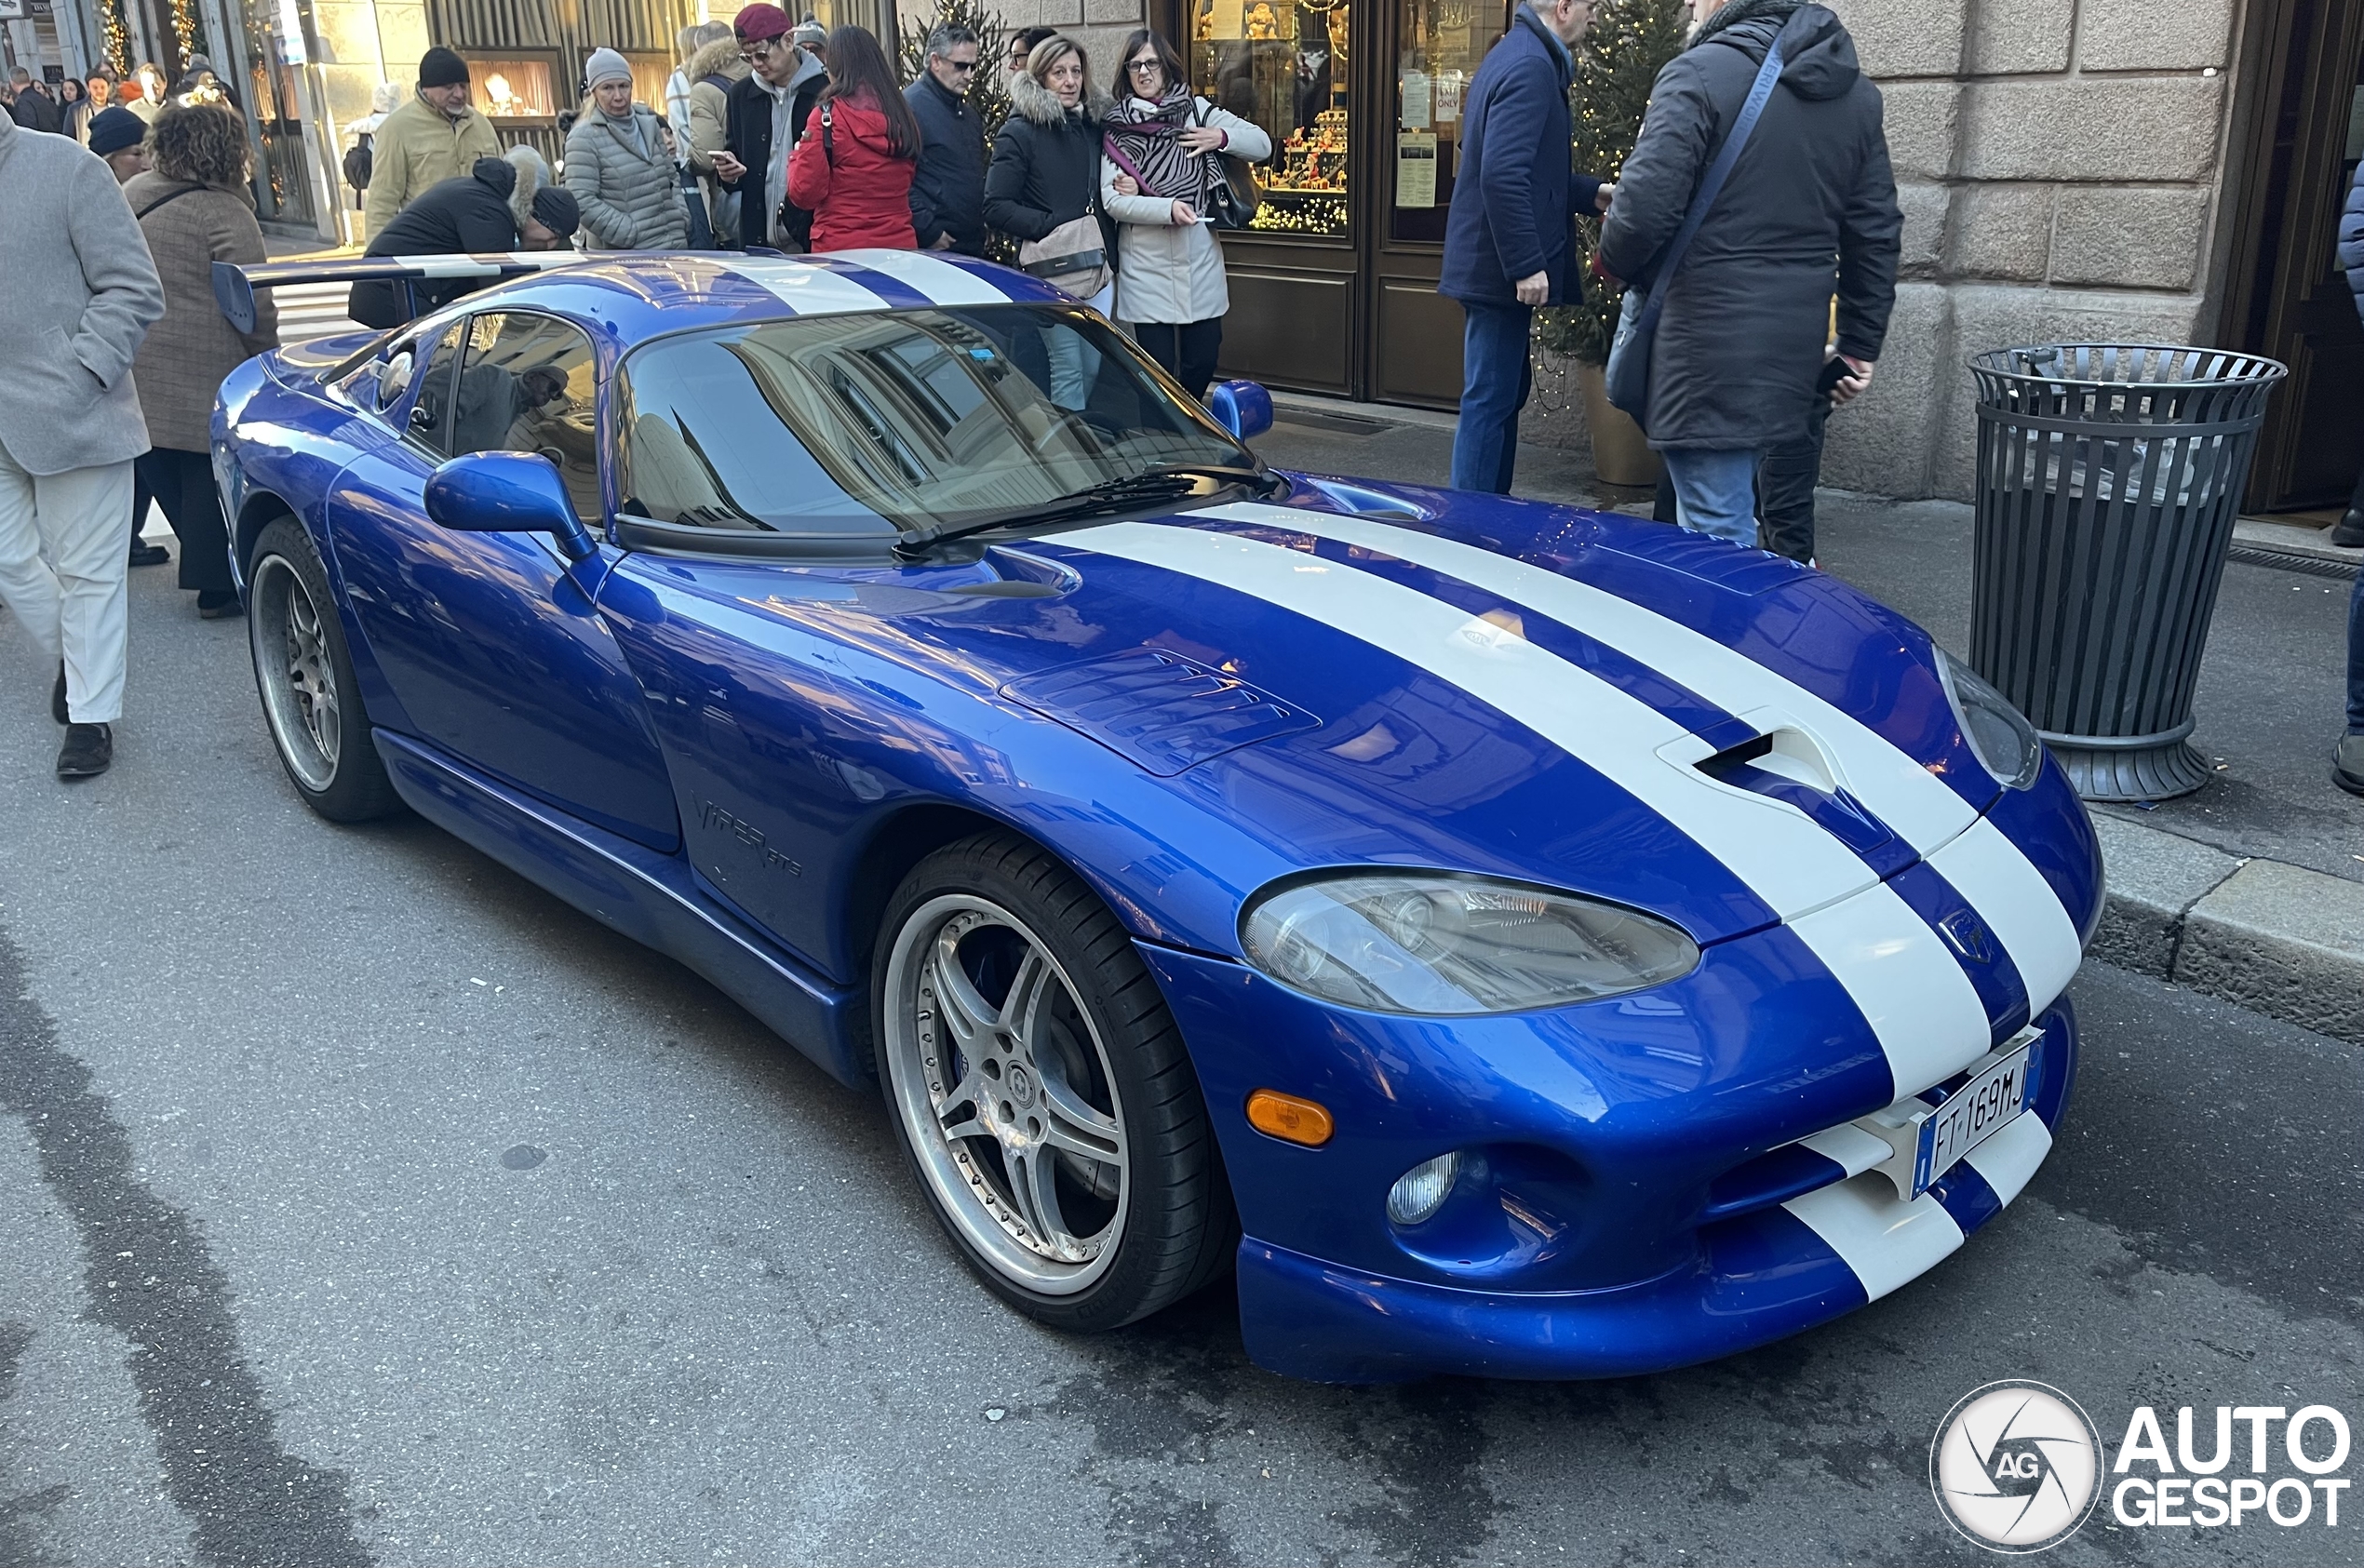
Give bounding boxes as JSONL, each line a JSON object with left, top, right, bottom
{"left": 424, "top": 451, "right": 598, "bottom": 562}
{"left": 1208, "top": 379, "right": 1273, "bottom": 442}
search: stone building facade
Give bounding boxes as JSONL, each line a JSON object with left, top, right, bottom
{"left": 1822, "top": 0, "right": 2243, "bottom": 503}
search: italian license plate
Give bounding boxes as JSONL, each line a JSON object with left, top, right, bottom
{"left": 1913, "top": 1041, "right": 2031, "bottom": 1198}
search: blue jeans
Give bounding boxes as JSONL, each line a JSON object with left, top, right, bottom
{"left": 1663, "top": 448, "right": 1762, "bottom": 544}
{"left": 1451, "top": 302, "right": 1533, "bottom": 493}
{"left": 2347, "top": 563, "right": 2363, "bottom": 733}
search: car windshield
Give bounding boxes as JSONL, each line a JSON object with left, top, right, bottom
{"left": 614, "top": 303, "right": 1256, "bottom": 545}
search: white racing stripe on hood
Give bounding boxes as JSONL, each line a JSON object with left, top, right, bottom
{"left": 1224, "top": 504, "right": 1976, "bottom": 847}
{"left": 1062, "top": 520, "right": 1993, "bottom": 1097}
{"left": 714, "top": 255, "right": 897, "bottom": 315}
{"left": 822, "top": 248, "right": 1016, "bottom": 306}
{"left": 1232, "top": 504, "right": 2082, "bottom": 1022}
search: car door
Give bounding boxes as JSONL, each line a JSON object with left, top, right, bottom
{"left": 326, "top": 308, "right": 682, "bottom": 852}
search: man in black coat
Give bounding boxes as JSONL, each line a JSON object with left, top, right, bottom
{"left": 7, "top": 70, "right": 62, "bottom": 134}
{"left": 709, "top": 2, "right": 826, "bottom": 250}
{"left": 906, "top": 22, "right": 987, "bottom": 256}
{"left": 348, "top": 155, "right": 579, "bottom": 328}
{"left": 1600, "top": 0, "right": 1899, "bottom": 545}
{"left": 1437, "top": 0, "right": 1609, "bottom": 494}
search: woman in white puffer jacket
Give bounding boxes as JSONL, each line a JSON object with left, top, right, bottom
{"left": 1098, "top": 29, "right": 1269, "bottom": 398}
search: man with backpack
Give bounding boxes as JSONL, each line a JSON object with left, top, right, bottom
{"left": 363, "top": 49, "right": 501, "bottom": 240}
{"left": 1598, "top": 0, "right": 1899, "bottom": 545}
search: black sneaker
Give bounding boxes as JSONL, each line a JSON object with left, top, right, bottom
{"left": 129, "top": 541, "right": 171, "bottom": 567}
{"left": 51, "top": 664, "right": 68, "bottom": 725}
{"left": 2337, "top": 734, "right": 2364, "bottom": 797}
{"left": 56, "top": 722, "right": 113, "bottom": 779}
{"left": 2332, "top": 511, "right": 2364, "bottom": 549}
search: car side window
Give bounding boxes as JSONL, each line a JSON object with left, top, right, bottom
{"left": 405, "top": 325, "right": 466, "bottom": 457}
{"left": 452, "top": 312, "right": 603, "bottom": 522}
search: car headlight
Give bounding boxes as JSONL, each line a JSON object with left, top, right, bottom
{"left": 1936, "top": 649, "right": 2043, "bottom": 790}
{"left": 1240, "top": 872, "right": 1700, "bottom": 1015}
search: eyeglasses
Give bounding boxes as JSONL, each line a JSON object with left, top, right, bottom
{"left": 739, "top": 38, "right": 782, "bottom": 60}
{"left": 1126, "top": 58, "right": 1162, "bottom": 74}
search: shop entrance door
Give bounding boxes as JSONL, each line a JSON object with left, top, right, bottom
{"left": 2223, "top": 0, "right": 2364, "bottom": 513}
{"left": 1172, "top": 0, "right": 1512, "bottom": 407}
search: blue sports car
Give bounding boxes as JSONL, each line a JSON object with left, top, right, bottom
{"left": 209, "top": 248, "right": 2102, "bottom": 1384}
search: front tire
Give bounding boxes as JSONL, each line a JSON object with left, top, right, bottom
{"left": 248, "top": 517, "right": 402, "bottom": 822}
{"left": 875, "top": 832, "right": 1236, "bottom": 1331}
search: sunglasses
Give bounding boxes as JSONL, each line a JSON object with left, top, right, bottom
{"left": 941, "top": 58, "right": 978, "bottom": 72}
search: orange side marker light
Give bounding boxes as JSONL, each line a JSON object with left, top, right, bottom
{"left": 1245, "top": 1089, "right": 1334, "bottom": 1147}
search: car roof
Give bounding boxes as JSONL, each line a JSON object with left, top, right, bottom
{"left": 453, "top": 249, "right": 1072, "bottom": 346}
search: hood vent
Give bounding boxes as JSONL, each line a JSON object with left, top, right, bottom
{"left": 1002, "top": 648, "right": 1321, "bottom": 776}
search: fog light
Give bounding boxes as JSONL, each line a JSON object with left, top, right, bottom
{"left": 1386, "top": 1151, "right": 1460, "bottom": 1226}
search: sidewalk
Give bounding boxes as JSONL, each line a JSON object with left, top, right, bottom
{"left": 1252, "top": 396, "right": 2364, "bottom": 1045}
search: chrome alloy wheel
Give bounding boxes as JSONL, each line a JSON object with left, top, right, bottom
{"left": 883, "top": 894, "right": 1129, "bottom": 1293}
{"left": 248, "top": 553, "right": 340, "bottom": 792}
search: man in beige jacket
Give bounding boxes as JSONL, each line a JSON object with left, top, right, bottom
{"left": 363, "top": 48, "right": 501, "bottom": 240}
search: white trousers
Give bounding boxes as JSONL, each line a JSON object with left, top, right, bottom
{"left": 0, "top": 443, "right": 132, "bottom": 724}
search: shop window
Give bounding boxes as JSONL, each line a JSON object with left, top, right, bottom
{"left": 466, "top": 58, "right": 556, "bottom": 120}
{"left": 1192, "top": 0, "right": 1350, "bottom": 236}
{"left": 1391, "top": 0, "right": 1506, "bottom": 242}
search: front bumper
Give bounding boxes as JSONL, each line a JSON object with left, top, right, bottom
{"left": 1234, "top": 999, "right": 2072, "bottom": 1383}
{"left": 1139, "top": 916, "right": 2080, "bottom": 1383}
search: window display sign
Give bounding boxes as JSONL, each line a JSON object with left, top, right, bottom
{"left": 1396, "top": 129, "right": 1436, "bottom": 208}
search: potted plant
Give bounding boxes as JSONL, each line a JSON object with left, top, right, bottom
{"left": 1535, "top": 0, "right": 1687, "bottom": 489}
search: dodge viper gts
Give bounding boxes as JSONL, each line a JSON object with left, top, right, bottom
{"left": 207, "top": 248, "right": 2102, "bottom": 1383}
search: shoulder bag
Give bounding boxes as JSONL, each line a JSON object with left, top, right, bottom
{"left": 1018, "top": 132, "right": 1110, "bottom": 299}
{"left": 1603, "top": 40, "right": 1785, "bottom": 431}
{"left": 1195, "top": 101, "right": 1260, "bottom": 230}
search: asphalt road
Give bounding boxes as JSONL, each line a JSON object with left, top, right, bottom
{"left": 3, "top": 544, "right": 2361, "bottom": 1568}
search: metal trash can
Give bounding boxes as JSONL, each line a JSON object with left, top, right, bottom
{"left": 1967, "top": 343, "right": 2286, "bottom": 801}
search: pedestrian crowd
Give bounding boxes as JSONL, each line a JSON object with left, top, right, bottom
{"left": 2, "top": 0, "right": 2357, "bottom": 792}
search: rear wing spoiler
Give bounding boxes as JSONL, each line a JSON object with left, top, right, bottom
{"left": 210, "top": 253, "right": 589, "bottom": 335}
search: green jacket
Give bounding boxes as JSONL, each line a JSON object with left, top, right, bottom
{"left": 363, "top": 93, "right": 502, "bottom": 240}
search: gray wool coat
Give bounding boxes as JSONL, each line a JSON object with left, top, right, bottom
{"left": 565, "top": 104, "right": 690, "bottom": 251}
{"left": 0, "top": 113, "right": 165, "bottom": 475}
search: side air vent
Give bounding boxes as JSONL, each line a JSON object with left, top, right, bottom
{"left": 1001, "top": 648, "right": 1321, "bottom": 776}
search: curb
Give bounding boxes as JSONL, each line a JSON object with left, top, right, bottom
{"left": 2088, "top": 814, "right": 2364, "bottom": 1045}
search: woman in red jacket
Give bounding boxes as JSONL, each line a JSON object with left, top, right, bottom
{"left": 786, "top": 24, "right": 920, "bottom": 250}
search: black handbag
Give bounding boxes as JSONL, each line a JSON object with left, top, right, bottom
{"left": 1197, "top": 103, "right": 1260, "bottom": 230}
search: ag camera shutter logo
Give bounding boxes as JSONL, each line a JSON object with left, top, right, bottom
{"left": 1930, "top": 1381, "right": 2104, "bottom": 1553}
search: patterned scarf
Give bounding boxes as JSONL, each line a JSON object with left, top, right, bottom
{"left": 1102, "top": 85, "right": 1207, "bottom": 203}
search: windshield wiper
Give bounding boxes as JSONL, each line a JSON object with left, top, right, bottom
{"left": 893, "top": 464, "right": 1279, "bottom": 560}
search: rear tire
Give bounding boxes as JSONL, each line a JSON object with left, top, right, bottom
{"left": 248, "top": 517, "right": 402, "bottom": 823}
{"left": 875, "top": 831, "right": 1236, "bottom": 1332}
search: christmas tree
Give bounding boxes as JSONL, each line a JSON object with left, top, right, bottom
{"left": 1536, "top": 0, "right": 1689, "bottom": 363}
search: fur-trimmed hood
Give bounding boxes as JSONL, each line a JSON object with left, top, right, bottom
{"left": 501, "top": 143, "right": 553, "bottom": 228}
{"left": 1005, "top": 67, "right": 1112, "bottom": 128}
{"left": 684, "top": 34, "right": 749, "bottom": 87}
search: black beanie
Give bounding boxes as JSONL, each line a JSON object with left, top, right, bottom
{"left": 418, "top": 47, "right": 469, "bottom": 89}
{"left": 531, "top": 185, "right": 580, "bottom": 237}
